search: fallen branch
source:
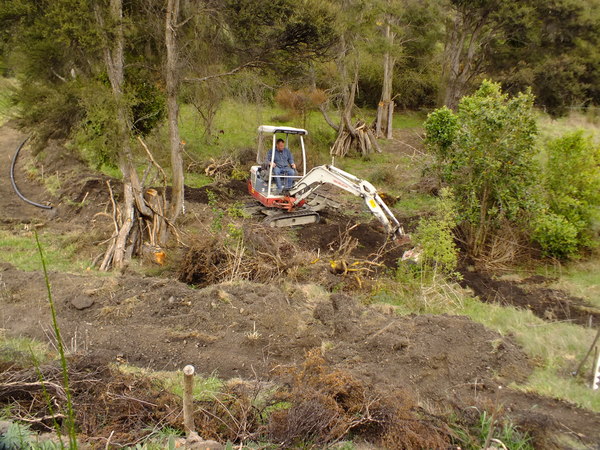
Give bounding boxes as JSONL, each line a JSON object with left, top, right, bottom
{"left": 0, "top": 381, "right": 67, "bottom": 401}
{"left": 183, "top": 61, "right": 258, "bottom": 84}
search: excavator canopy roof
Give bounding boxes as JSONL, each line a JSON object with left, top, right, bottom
{"left": 258, "top": 125, "right": 308, "bottom": 135}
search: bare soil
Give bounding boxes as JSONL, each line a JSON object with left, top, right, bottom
{"left": 2, "top": 123, "right": 600, "bottom": 447}
{"left": 461, "top": 270, "right": 600, "bottom": 326}
{"left": 1, "top": 262, "right": 600, "bottom": 445}
{"left": 0, "top": 124, "right": 55, "bottom": 224}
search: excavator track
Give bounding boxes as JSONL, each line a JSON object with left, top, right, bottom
{"left": 305, "top": 192, "right": 340, "bottom": 212}
{"left": 262, "top": 210, "right": 320, "bottom": 227}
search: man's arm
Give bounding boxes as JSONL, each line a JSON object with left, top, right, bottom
{"left": 266, "top": 150, "right": 276, "bottom": 168}
{"left": 287, "top": 149, "right": 296, "bottom": 169}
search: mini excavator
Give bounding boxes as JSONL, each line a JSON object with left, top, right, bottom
{"left": 248, "top": 125, "right": 406, "bottom": 240}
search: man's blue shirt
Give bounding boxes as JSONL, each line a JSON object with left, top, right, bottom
{"left": 266, "top": 147, "right": 295, "bottom": 168}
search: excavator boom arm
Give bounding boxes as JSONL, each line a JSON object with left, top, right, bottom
{"left": 289, "top": 165, "right": 405, "bottom": 237}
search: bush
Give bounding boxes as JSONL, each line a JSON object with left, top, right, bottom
{"left": 424, "top": 81, "right": 539, "bottom": 258}
{"left": 424, "top": 106, "right": 458, "bottom": 156}
{"left": 532, "top": 212, "right": 579, "bottom": 258}
{"left": 534, "top": 131, "right": 600, "bottom": 257}
{"left": 15, "top": 80, "right": 83, "bottom": 152}
{"left": 411, "top": 187, "right": 459, "bottom": 276}
{"left": 75, "top": 81, "right": 124, "bottom": 169}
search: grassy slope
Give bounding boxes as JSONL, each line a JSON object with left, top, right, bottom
{"left": 0, "top": 230, "right": 92, "bottom": 273}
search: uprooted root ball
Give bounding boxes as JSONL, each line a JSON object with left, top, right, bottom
{"left": 177, "top": 237, "right": 229, "bottom": 287}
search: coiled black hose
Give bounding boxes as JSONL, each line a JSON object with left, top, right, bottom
{"left": 10, "top": 137, "right": 53, "bottom": 210}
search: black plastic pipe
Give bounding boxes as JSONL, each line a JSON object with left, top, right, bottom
{"left": 10, "top": 137, "right": 53, "bottom": 210}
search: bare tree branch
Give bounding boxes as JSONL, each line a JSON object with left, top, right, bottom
{"left": 183, "top": 61, "right": 259, "bottom": 84}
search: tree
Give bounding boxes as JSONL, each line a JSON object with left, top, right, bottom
{"left": 355, "top": 1, "right": 442, "bottom": 111}
{"left": 165, "top": 0, "right": 184, "bottom": 223}
{"left": 485, "top": 0, "right": 600, "bottom": 116}
{"left": 319, "top": 0, "right": 382, "bottom": 157}
{"left": 371, "top": 0, "right": 412, "bottom": 138}
{"left": 374, "top": 0, "right": 398, "bottom": 139}
{"left": 95, "top": 0, "right": 160, "bottom": 269}
{"left": 425, "top": 81, "right": 539, "bottom": 258}
{"left": 440, "top": 0, "right": 507, "bottom": 109}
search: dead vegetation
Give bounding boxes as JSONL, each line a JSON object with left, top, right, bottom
{"left": 194, "top": 350, "right": 450, "bottom": 448}
{"left": 0, "top": 352, "right": 451, "bottom": 448}
{"left": 204, "top": 156, "right": 236, "bottom": 181}
{"left": 177, "top": 225, "right": 318, "bottom": 287}
{"left": 0, "top": 359, "right": 181, "bottom": 445}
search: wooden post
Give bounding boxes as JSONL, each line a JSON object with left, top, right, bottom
{"left": 375, "top": 101, "right": 384, "bottom": 137}
{"left": 593, "top": 347, "right": 600, "bottom": 390}
{"left": 386, "top": 101, "right": 394, "bottom": 140}
{"left": 574, "top": 328, "right": 600, "bottom": 377}
{"left": 183, "top": 365, "right": 195, "bottom": 435}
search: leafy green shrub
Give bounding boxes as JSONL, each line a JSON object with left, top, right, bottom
{"left": 424, "top": 81, "right": 539, "bottom": 258}
{"left": 15, "top": 80, "right": 83, "bottom": 152}
{"left": 424, "top": 106, "right": 458, "bottom": 155}
{"left": 75, "top": 81, "right": 125, "bottom": 169}
{"left": 532, "top": 212, "right": 579, "bottom": 258}
{"left": 408, "top": 187, "right": 459, "bottom": 276}
{"left": 534, "top": 131, "right": 600, "bottom": 257}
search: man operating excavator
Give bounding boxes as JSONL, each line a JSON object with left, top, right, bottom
{"left": 266, "top": 138, "right": 296, "bottom": 192}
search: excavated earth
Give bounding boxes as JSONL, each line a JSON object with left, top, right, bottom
{"left": 461, "top": 270, "right": 600, "bottom": 327}
{"left": 2, "top": 123, "right": 600, "bottom": 446}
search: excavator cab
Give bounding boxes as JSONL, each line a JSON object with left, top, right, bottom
{"left": 249, "top": 125, "right": 308, "bottom": 209}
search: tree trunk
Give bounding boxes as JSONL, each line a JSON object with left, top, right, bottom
{"left": 166, "top": 0, "right": 184, "bottom": 223}
{"left": 440, "top": 7, "right": 490, "bottom": 110}
{"left": 96, "top": 0, "right": 168, "bottom": 270}
{"left": 376, "top": 21, "right": 395, "bottom": 139}
{"left": 100, "top": 0, "right": 140, "bottom": 270}
{"left": 328, "top": 37, "right": 380, "bottom": 157}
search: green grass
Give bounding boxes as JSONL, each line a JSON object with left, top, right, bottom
{"left": 179, "top": 99, "right": 337, "bottom": 161}
{"left": 118, "top": 365, "right": 223, "bottom": 401}
{"left": 395, "top": 192, "right": 439, "bottom": 216}
{"left": 392, "top": 110, "right": 427, "bottom": 129}
{"left": 537, "top": 110, "right": 600, "bottom": 144}
{"left": 185, "top": 172, "right": 213, "bottom": 188}
{"left": 0, "top": 334, "right": 52, "bottom": 366}
{"left": 0, "top": 230, "right": 91, "bottom": 273}
{"left": 178, "top": 99, "right": 424, "bottom": 163}
{"left": 526, "top": 257, "right": 600, "bottom": 308}
{"left": 460, "top": 298, "right": 600, "bottom": 411}
{"left": 556, "top": 260, "right": 600, "bottom": 308}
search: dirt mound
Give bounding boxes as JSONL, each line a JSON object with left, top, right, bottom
{"left": 296, "top": 213, "right": 408, "bottom": 268}
{"left": 179, "top": 179, "right": 248, "bottom": 204}
{"left": 1, "top": 258, "right": 599, "bottom": 444}
{"left": 0, "top": 263, "right": 528, "bottom": 400}
{"left": 460, "top": 271, "right": 600, "bottom": 326}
